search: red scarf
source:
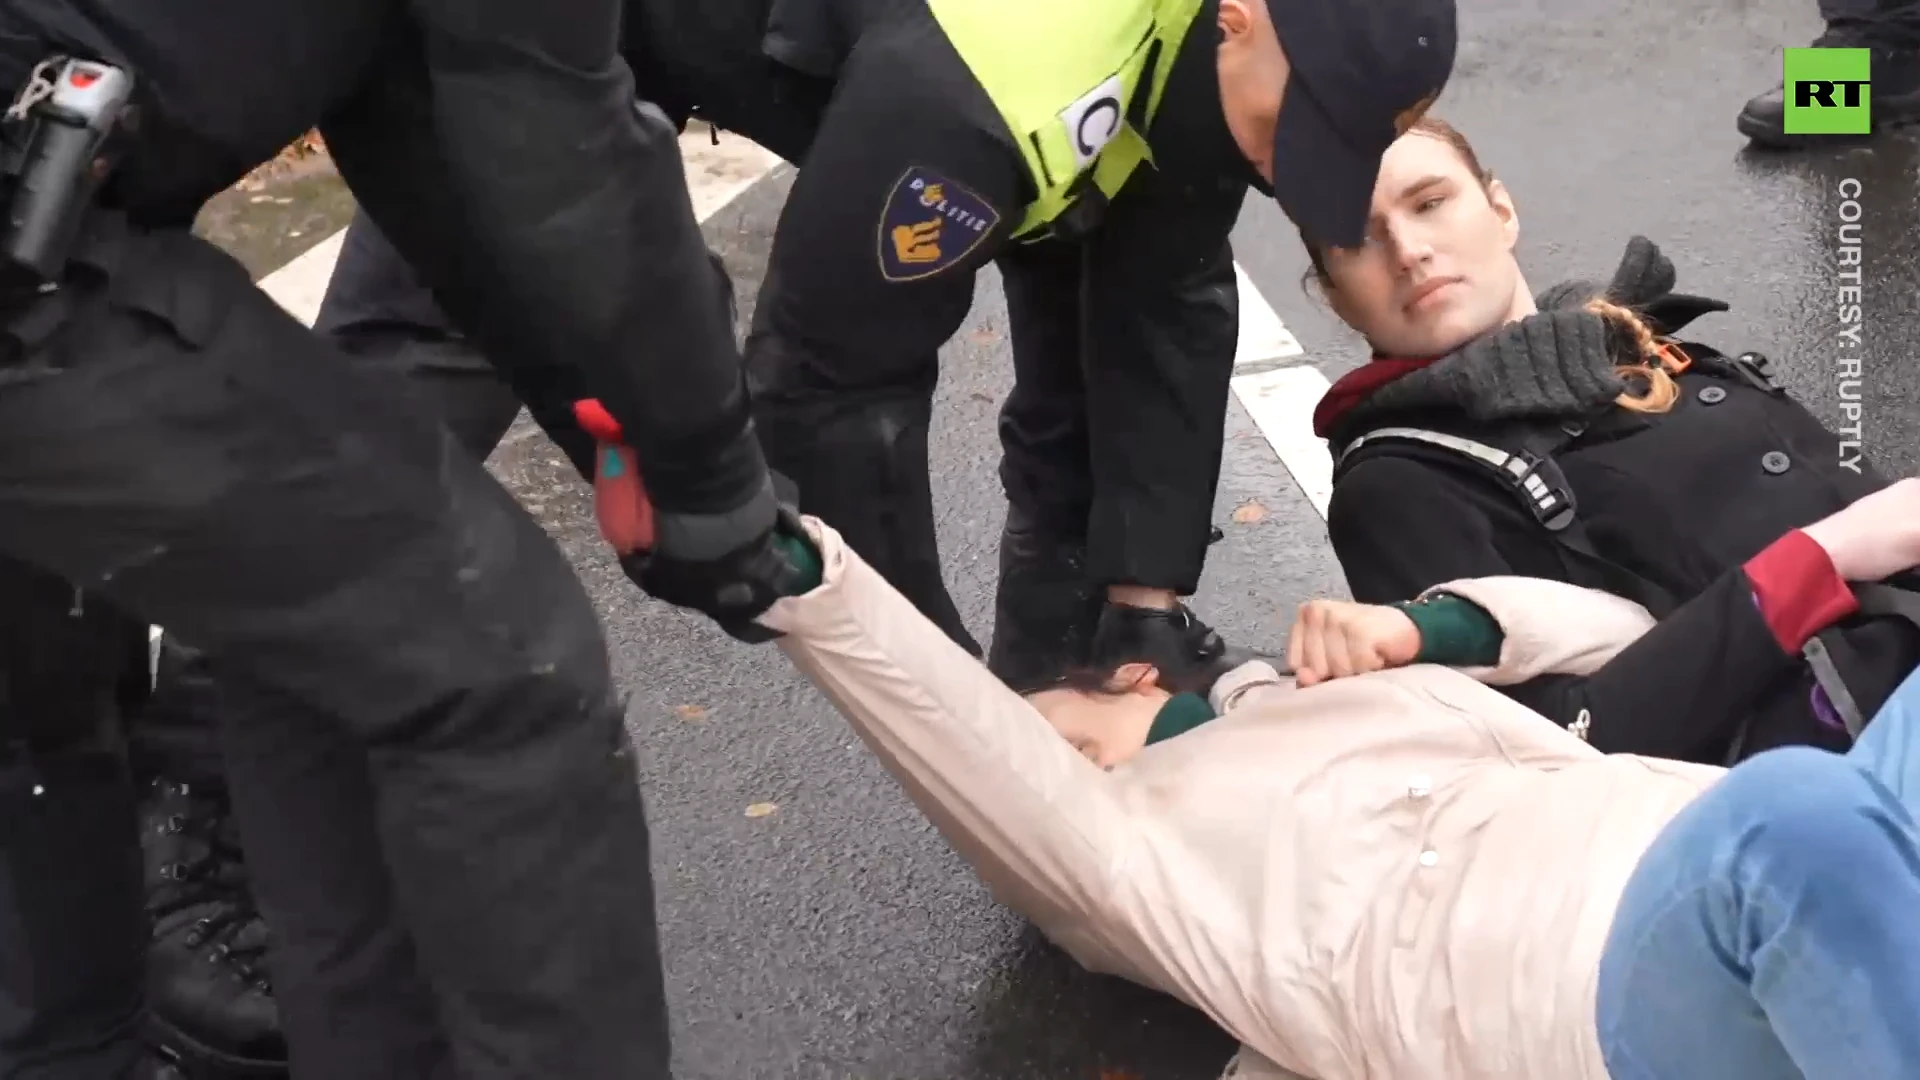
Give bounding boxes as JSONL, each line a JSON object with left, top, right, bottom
{"left": 1310, "top": 356, "right": 1442, "bottom": 439}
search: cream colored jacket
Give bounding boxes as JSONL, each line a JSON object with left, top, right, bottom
{"left": 761, "top": 519, "right": 1730, "bottom": 1080}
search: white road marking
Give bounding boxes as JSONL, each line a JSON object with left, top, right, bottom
{"left": 680, "top": 132, "right": 788, "bottom": 222}
{"left": 254, "top": 228, "right": 345, "bottom": 327}
{"left": 1226, "top": 257, "right": 1332, "bottom": 520}
{"left": 1231, "top": 363, "right": 1334, "bottom": 519}
{"left": 1231, "top": 261, "right": 1303, "bottom": 369}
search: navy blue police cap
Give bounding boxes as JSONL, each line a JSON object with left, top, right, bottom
{"left": 1266, "top": 0, "right": 1458, "bottom": 249}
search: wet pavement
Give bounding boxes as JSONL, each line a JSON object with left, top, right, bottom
{"left": 217, "top": 1, "right": 1920, "bottom": 1076}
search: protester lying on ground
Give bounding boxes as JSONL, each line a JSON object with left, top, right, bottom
{"left": 1299, "top": 114, "right": 1920, "bottom": 767}
{"left": 750, "top": 478, "right": 1920, "bottom": 1080}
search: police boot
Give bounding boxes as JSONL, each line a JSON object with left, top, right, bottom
{"left": 0, "top": 742, "right": 151, "bottom": 1077}
{"left": 1090, "top": 600, "right": 1257, "bottom": 697}
{"left": 1739, "top": 26, "right": 1920, "bottom": 147}
{"left": 140, "top": 777, "right": 285, "bottom": 1077}
{"left": 984, "top": 512, "right": 1108, "bottom": 691}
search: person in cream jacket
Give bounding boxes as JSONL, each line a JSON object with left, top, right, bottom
{"left": 755, "top": 493, "right": 1920, "bottom": 1080}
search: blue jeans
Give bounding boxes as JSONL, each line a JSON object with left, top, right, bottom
{"left": 1595, "top": 664, "right": 1920, "bottom": 1079}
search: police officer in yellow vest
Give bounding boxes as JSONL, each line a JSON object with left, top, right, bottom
{"left": 735, "top": 0, "right": 1456, "bottom": 692}
{"left": 294, "top": 0, "right": 1457, "bottom": 693}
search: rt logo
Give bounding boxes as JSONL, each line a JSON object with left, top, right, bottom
{"left": 1783, "top": 47, "right": 1871, "bottom": 135}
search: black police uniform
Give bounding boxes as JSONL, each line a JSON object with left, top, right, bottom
{"left": 0, "top": 0, "right": 803, "bottom": 1074}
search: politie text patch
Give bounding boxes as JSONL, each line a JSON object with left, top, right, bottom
{"left": 877, "top": 166, "right": 1001, "bottom": 282}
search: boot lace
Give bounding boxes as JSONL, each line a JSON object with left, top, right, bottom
{"left": 150, "top": 782, "right": 272, "bottom": 993}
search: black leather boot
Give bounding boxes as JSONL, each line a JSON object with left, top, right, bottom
{"left": 1739, "top": 26, "right": 1920, "bottom": 147}
{"left": 140, "top": 776, "right": 285, "bottom": 1077}
{"left": 1090, "top": 601, "right": 1257, "bottom": 697}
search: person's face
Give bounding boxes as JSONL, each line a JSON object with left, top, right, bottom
{"left": 1024, "top": 664, "right": 1171, "bottom": 769}
{"left": 1215, "top": 0, "right": 1287, "bottom": 185}
{"left": 1316, "top": 132, "right": 1530, "bottom": 357}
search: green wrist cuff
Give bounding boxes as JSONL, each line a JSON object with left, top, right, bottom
{"left": 773, "top": 532, "right": 824, "bottom": 595}
{"left": 1395, "top": 593, "right": 1505, "bottom": 666}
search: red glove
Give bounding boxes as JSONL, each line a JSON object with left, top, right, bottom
{"left": 572, "top": 399, "right": 655, "bottom": 555}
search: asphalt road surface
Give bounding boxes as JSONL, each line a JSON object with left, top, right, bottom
{"left": 247, "top": 1, "right": 1920, "bottom": 1076}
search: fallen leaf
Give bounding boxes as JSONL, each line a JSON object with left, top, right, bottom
{"left": 1098, "top": 1071, "right": 1143, "bottom": 1080}
{"left": 1231, "top": 499, "right": 1269, "bottom": 524}
{"left": 968, "top": 326, "right": 1000, "bottom": 343}
{"left": 969, "top": 392, "right": 994, "bottom": 404}
{"left": 744, "top": 802, "right": 778, "bottom": 818}
{"left": 673, "top": 704, "right": 708, "bottom": 722}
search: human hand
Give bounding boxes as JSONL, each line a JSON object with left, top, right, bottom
{"left": 575, "top": 397, "right": 812, "bottom": 643}
{"left": 1799, "top": 477, "right": 1920, "bottom": 582}
{"left": 623, "top": 504, "right": 812, "bottom": 644}
{"left": 1285, "top": 598, "right": 1423, "bottom": 688}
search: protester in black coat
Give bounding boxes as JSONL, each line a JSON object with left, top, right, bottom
{"left": 1299, "top": 114, "right": 1920, "bottom": 767}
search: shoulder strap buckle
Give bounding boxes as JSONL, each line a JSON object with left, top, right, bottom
{"left": 1339, "top": 425, "right": 1579, "bottom": 530}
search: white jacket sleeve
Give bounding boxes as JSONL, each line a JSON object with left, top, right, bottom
{"left": 754, "top": 518, "right": 1139, "bottom": 942}
{"left": 1417, "top": 575, "right": 1658, "bottom": 685}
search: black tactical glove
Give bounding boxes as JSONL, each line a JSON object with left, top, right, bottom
{"left": 622, "top": 501, "right": 812, "bottom": 644}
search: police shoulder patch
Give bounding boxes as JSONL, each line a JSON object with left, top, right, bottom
{"left": 877, "top": 166, "right": 1002, "bottom": 283}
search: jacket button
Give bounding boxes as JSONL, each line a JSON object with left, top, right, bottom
{"left": 1408, "top": 774, "right": 1432, "bottom": 799}
{"left": 1418, "top": 849, "right": 1439, "bottom": 868}
{"left": 1698, "top": 385, "right": 1727, "bottom": 405}
{"left": 1762, "top": 450, "right": 1791, "bottom": 475}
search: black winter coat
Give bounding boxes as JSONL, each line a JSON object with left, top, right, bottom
{"left": 1326, "top": 341, "right": 1919, "bottom": 765}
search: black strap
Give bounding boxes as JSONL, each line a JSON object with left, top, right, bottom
{"left": 1855, "top": 582, "right": 1920, "bottom": 628}
{"left": 1801, "top": 584, "right": 1920, "bottom": 740}
{"left": 1335, "top": 423, "right": 1682, "bottom": 618}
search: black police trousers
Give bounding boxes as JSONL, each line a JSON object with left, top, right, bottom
{"left": 0, "top": 215, "right": 673, "bottom": 1079}
{"left": 0, "top": 556, "right": 153, "bottom": 1079}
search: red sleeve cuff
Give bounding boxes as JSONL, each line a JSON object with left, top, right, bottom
{"left": 1744, "top": 530, "right": 1859, "bottom": 654}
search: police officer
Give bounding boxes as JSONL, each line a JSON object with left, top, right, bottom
{"left": 0, "top": 0, "right": 811, "bottom": 1076}
{"left": 669, "top": 0, "right": 1456, "bottom": 692}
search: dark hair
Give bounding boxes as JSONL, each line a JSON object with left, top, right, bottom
{"left": 1296, "top": 113, "right": 1681, "bottom": 415}
{"left": 1008, "top": 658, "right": 1220, "bottom": 699}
